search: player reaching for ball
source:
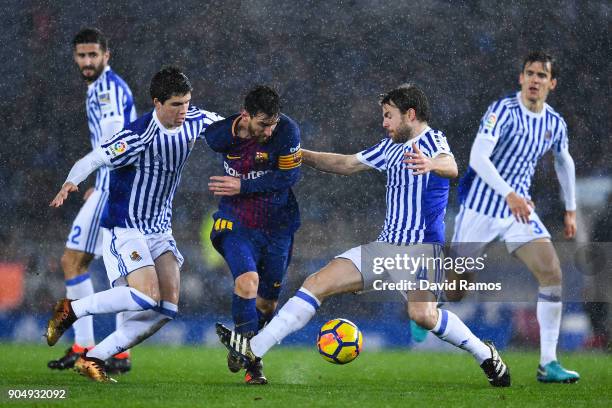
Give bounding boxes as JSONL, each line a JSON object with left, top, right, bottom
{"left": 216, "top": 84, "right": 511, "bottom": 387}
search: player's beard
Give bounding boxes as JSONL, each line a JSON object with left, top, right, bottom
{"left": 80, "top": 62, "right": 105, "bottom": 83}
{"left": 390, "top": 123, "right": 413, "bottom": 144}
{"left": 249, "top": 121, "right": 271, "bottom": 143}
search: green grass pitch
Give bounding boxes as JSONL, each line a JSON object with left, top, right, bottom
{"left": 0, "top": 343, "right": 610, "bottom": 407}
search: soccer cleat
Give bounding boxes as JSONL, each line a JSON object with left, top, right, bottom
{"left": 480, "top": 341, "right": 511, "bottom": 387}
{"left": 47, "top": 344, "right": 87, "bottom": 370}
{"left": 537, "top": 361, "right": 580, "bottom": 383}
{"left": 74, "top": 355, "right": 117, "bottom": 383}
{"left": 45, "top": 299, "right": 77, "bottom": 346}
{"left": 215, "top": 322, "right": 258, "bottom": 368}
{"left": 244, "top": 359, "right": 268, "bottom": 385}
{"left": 410, "top": 320, "right": 429, "bottom": 343}
{"left": 227, "top": 352, "right": 243, "bottom": 373}
{"left": 105, "top": 354, "right": 132, "bottom": 374}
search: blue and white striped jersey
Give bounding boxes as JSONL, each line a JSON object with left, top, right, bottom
{"left": 98, "top": 105, "right": 222, "bottom": 234}
{"left": 86, "top": 66, "right": 137, "bottom": 191}
{"left": 357, "top": 127, "right": 453, "bottom": 245}
{"left": 459, "top": 92, "right": 569, "bottom": 218}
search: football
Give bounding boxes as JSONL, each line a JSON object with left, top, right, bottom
{"left": 317, "top": 318, "right": 363, "bottom": 364}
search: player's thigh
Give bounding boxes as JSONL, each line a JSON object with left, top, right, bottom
{"left": 148, "top": 231, "right": 184, "bottom": 304}
{"left": 216, "top": 230, "right": 259, "bottom": 282}
{"left": 303, "top": 258, "right": 363, "bottom": 300}
{"left": 153, "top": 251, "right": 180, "bottom": 304}
{"left": 513, "top": 238, "right": 562, "bottom": 286}
{"left": 60, "top": 248, "right": 94, "bottom": 279}
{"left": 257, "top": 233, "right": 293, "bottom": 302}
{"left": 65, "top": 189, "right": 108, "bottom": 257}
{"left": 126, "top": 265, "right": 160, "bottom": 301}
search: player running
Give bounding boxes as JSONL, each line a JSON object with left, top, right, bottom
{"left": 48, "top": 28, "right": 137, "bottom": 374}
{"left": 46, "top": 67, "right": 222, "bottom": 382}
{"left": 205, "top": 86, "right": 302, "bottom": 385}
{"left": 451, "top": 51, "right": 579, "bottom": 383}
{"left": 216, "top": 84, "right": 511, "bottom": 387}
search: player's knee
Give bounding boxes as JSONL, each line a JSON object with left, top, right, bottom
{"left": 536, "top": 261, "right": 562, "bottom": 286}
{"left": 235, "top": 272, "right": 259, "bottom": 298}
{"left": 60, "top": 251, "right": 87, "bottom": 277}
{"left": 408, "top": 305, "right": 438, "bottom": 330}
{"left": 303, "top": 271, "right": 333, "bottom": 301}
{"left": 256, "top": 298, "right": 277, "bottom": 316}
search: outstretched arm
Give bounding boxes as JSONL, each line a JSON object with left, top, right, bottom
{"left": 50, "top": 148, "right": 106, "bottom": 207}
{"left": 553, "top": 147, "right": 577, "bottom": 239}
{"left": 302, "top": 149, "right": 370, "bottom": 176}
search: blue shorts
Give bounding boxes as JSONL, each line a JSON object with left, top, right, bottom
{"left": 212, "top": 228, "right": 294, "bottom": 301}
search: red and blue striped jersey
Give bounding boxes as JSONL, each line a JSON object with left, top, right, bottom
{"left": 204, "top": 113, "right": 302, "bottom": 234}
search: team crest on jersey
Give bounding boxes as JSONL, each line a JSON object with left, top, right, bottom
{"left": 484, "top": 113, "right": 497, "bottom": 130}
{"left": 130, "top": 251, "right": 142, "bottom": 262}
{"left": 98, "top": 92, "right": 111, "bottom": 105}
{"left": 108, "top": 141, "right": 128, "bottom": 157}
{"left": 255, "top": 151, "right": 269, "bottom": 163}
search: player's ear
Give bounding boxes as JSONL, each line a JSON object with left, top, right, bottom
{"left": 549, "top": 77, "right": 557, "bottom": 91}
{"left": 153, "top": 98, "right": 162, "bottom": 110}
{"left": 239, "top": 109, "right": 250, "bottom": 120}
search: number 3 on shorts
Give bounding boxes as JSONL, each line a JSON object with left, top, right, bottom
{"left": 530, "top": 220, "right": 543, "bottom": 235}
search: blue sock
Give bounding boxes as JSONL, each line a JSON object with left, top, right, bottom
{"left": 232, "top": 294, "right": 259, "bottom": 336}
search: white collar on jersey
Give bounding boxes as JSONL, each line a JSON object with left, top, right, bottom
{"left": 87, "top": 65, "right": 111, "bottom": 90}
{"left": 403, "top": 125, "right": 431, "bottom": 147}
{"left": 153, "top": 109, "right": 182, "bottom": 135}
{"left": 516, "top": 91, "right": 547, "bottom": 119}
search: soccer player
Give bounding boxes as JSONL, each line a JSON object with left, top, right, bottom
{"left": 217, "top": 84, "right": 511, "bottom": 387}
{"left": 48, "top": 28, "right": 137, "bottom": 373}
{"left": 451, "top": 51, "right": 579, "bottom": 383}
{"left": 205, "top": 86, "right": 302, "bottom": 385}
{"left": 46, "top": 67, "right": 222, "bottom": 382}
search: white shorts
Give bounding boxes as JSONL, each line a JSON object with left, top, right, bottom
{"left": 452, "top": 205, "right": 551, "bottom": 254}
{"left": 335, "top": 242, "right": 445, "bottom": 298}
{"left": 65, "top": 189, "right": 109, "bottom": 256}
{"left": 103, "top": 227, "right": 184, "bottom": 287}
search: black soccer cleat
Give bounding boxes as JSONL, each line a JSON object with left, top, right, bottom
{"left": 480, "top": 341, "right": 511, "bottom": 387}
{"left": 48, "top": 346, "right": 82, "bottom": 370}
{"left": 105, "top": 356, "right": 132, "bottom": 374}
{"left": 245, "top": 359, "right": 268, "bottom": 385}
{"left": 215, "top": 322, "right": 258, "bottom": 369}
{"left": 227, "top": 352, "right": 243, "bottom": 373}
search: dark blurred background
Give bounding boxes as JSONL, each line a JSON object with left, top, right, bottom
{"left": 0, "top": 0, "right": 609, "bottom": 349}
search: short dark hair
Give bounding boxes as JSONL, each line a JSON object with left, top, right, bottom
{"left": 522, "top": 51, "right": 557, "bottom": 79}
{"left": 379, "top": 83, "right": 430, "bottom": 122}
{"left": 72, "top": 28, "right": 108, "bottom": 51}
{"left": 149, "top": 66, "right": 192, "bottom": 103}
{"left": 244, "top": 85, "right": 281, "bottom": 117}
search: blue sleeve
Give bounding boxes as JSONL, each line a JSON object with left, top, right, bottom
{"left": 241, "top": 120, "right": 302, "bottom": 194}
{"left": 203, "top": 118, "right": 232, "bottom": 152}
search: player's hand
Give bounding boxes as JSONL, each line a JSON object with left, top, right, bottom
{"left": 564, "top": 210, "right": 577, "bottom": 239}
{"left": 83, "top": 187, "right": 94, "bottom": 201}
{"left": 404, "top": 143, "right": 434, "bottom": 175}
{"left": 505, "top": 192, "right": 532, "bottom": 224}
{"left": 50, "top": 182, "right": 78, "bottom": 208}
{"left": 208, "top": 176, "right": 241, "bottom": 196}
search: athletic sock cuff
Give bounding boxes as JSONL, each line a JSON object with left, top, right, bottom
{"left": 295, "top": 288, "right": 321, "bottom": 310}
